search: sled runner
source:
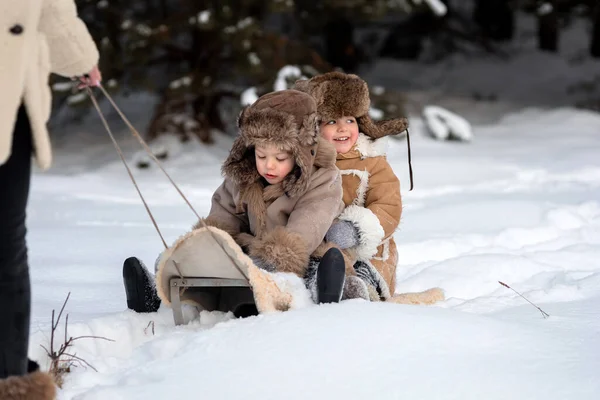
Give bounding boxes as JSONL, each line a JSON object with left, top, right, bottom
{"left": 155, "top": 226, "right": 257, "bottom": 325}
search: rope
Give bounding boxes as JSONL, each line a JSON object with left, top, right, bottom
{"left": 86, "top": 87, "right": 168, "bottom": 249}
{"left": 96, "top": 84, "right": 202, "bottom": 220}
{"left": 86, "top": 86, "right": 249, "bottom": 282}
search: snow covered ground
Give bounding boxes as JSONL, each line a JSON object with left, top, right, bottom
{"left": 23, "top": 98, "right": 600, "bottom": 399}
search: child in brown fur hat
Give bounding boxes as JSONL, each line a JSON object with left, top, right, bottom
{"left": 122, "top": 89, "right": 349, "bottom": 314}
{"left": 294, "top": 72, "right": 443, "bottom": 305}
{"left": 200, "top": 89, "right": 346, "bottom": 283}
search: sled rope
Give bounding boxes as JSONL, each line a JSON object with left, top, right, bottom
{"left": 86, "top": 87, "right": 169, "bottom": 249}
{"left": 86, "top": 86, "right": 249, "bottom": 282}
{"left": 96, "top": 84, "right": 203, "bottom": 220}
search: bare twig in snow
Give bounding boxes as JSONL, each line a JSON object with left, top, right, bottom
{"left": 41, "top": 292, "right": 114, "bottom": 387}
{"left": 498, "top": 281, "right": 550, "bottom": 319}
{"left": 145, "top": 321, "right": 156, "bottom": 336}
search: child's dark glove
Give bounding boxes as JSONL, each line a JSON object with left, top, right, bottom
{"left": 326, "top": 220, "right": 359, "bottom": 249}
{"left": 250, "top": 256, "right": 276, "bottom": 273}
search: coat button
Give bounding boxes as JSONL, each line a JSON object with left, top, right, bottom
{"left": 9, "top": 24, "right": 24, "bottom": 35}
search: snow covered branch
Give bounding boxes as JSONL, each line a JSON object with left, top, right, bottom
{"left": 423, "top": 105, "right": 473, "bottom": 141}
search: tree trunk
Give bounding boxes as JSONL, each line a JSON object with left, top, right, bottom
{"left": 323, "top": 15, "right": 360, "bottom": 72}
{"left": 473, "top": 0, "right": 514, "bottom": 41}
{"left": 591, "top": 3, "right": 600, "bottom": 57}
{"left": 538, "top": 2, "right": 559, "bottom": 52}
{"left": 160, "top": 0, "right": 168, "bottom": 20}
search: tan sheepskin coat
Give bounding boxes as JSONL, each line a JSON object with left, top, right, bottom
{"left": 336, "top": 133, "right": 402, "bottom": 297}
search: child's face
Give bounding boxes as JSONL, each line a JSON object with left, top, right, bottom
{"left": 320, "top": 116, "right": 359, "bottom": 154}
{"left": 255, "top": 145, "right": 295, "bottom": 184}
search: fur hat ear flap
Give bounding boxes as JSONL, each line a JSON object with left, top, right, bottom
{"left": 281, "top": 112, "right": 320, "bottom": 197}
{"left": 357, "top": 114, "right": 409, "bottom": 139}
{"left": 358, "top": 113, "right": 414, "bottom": 191}
{"left": 298, "top": 112, "right": 320, "bottom": 147}
{"left": 222, "top": 136, "right": 260, "bottom": 185}
{"left": 292, "top": 79, "right": 310, "bottom": 93}
{"left": 283, "top": 145, "right": 311, "bottom": 197}
{"left": 237, "top": 106, "right": 250, "bottom": 129}
{"left": 228, "top": 106, "right": 253, "bottom": 169}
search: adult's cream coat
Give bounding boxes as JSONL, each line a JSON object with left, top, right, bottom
{"left": 0, "top": 0, "right": 99, "bottom": 169}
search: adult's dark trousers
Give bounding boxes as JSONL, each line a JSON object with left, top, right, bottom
{"left": 0, "top": 105, "right": 33, "bottom": 378}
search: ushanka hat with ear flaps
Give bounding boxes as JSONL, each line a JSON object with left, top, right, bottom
{"left": 222, "top": 89, "right": 335, "bottom": 197}
{"left": 293, "top": 71, "right": 414, "bottom": 190}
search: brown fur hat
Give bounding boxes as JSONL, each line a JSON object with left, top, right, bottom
{"left": 293, "top": 71, "right": 408, "bottom": 139}
{"left": 222, "top": 89, "right": 330, "bottom": 197}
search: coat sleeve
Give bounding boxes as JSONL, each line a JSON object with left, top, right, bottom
{"left": 39, "top": 0, "right": 99, "bottom": 77}
{"left": 248, "top": 169, "right": 344, "bottom": 277}
{"left": 337, "top": 157, "right": 402, "bottom": 261}
{"left": 193, "top": 179, "right": 249, "bottom": 237}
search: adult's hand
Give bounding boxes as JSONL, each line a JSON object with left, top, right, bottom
{"left": 77, "top": 65, "right": 102, "bottom": 89}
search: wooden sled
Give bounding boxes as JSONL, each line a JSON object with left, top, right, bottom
{"left": 155, "top": 226, "right": 257, "bottom": 325}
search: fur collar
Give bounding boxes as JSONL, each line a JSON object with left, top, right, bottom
{"left": 351, "top": 133, "right": 389, "bottom": 159}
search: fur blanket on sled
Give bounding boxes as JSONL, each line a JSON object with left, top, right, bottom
{"left": 155, "top": 226, "right": 444, "bottom": 314}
